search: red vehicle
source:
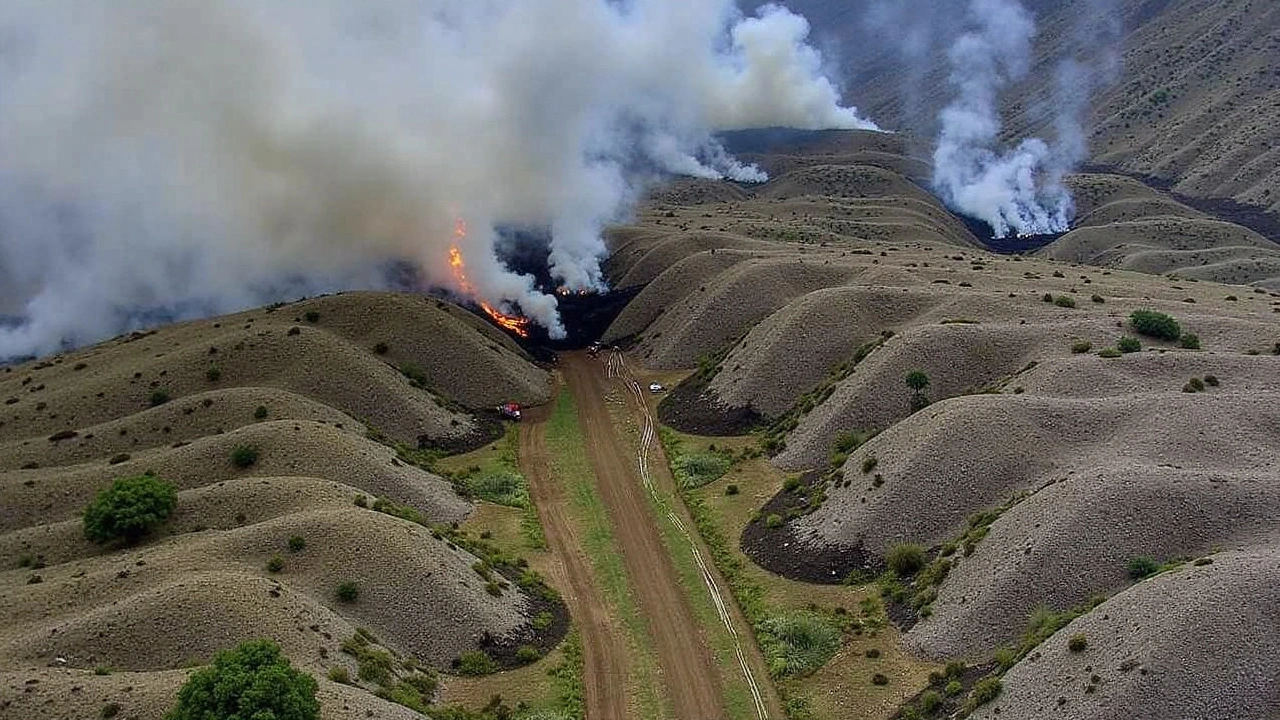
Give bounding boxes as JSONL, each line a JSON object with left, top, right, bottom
{"left": 497, "top": 402, "right": 522, "bottom": 421}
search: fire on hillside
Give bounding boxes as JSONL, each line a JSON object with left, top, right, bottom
{"left": 447, "top": 219, "right": 531, "bottom": 338}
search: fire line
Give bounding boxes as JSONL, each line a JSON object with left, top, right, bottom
{"left": 448, "top": 219, "right": 531, "bottom": 338}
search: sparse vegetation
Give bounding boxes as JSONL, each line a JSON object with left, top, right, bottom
{"left": 1053, "top": 295, "right": 1076, "bottom": 308}
{"left": 1130, "top": 309, "right": 1181, "bottom": 340}
{"left": 83, "top": 475, "right": 177, "bottom": 544}
{"left": 1098, "top": 347, "right": 1122, "bottom": 358}
{"left": 755, "top": 611, "right": 842, "bottom": 678}
{"left": 765, "top": 513, "right": 783, "bottom": 529}
{"left": 905, "top": 370, "right": 931, "bottom": 412}
{"left": 1068, "top": 634, "right": 1088, "bottom": 652}
{"left": 253, "top": 405, "right": 268, "bottom": 420}
{"left": 205, "top": 365, "right": 221, "bottom": 382}
{"left": 149, "top": 388, "right": 171, "bottom": 407}
{"left": 872, "top": 673, "right": 890, "bottom": 686}
{"left": 165, "top": 639, "right": 318, "bottom": 720}
{"left": 231, "top": 445, "right": 259, "bottom": 468}
{"left": 1117, "top": 336, "right": 1141, "bottom": 353}
{"left": 1071, "top": 340, "right": 1092, "bottom": 354}
{"left": 336, "top": 581, "right": 360, "bottom": 602}
{"left": 725, "top": 483, "right": 739, "bottom": 496}
{"left": 1204, "top": 375, "right": 1219, "bottom": 387}
{"left": 1128, "top": 556, "right": 1161, "bottom": 579}
{"left": 1179, "top": 333, "right": 1201, "bottom": 349}
{"left": 456, "top": 650, "right": 499, "bottom": 676}
{"left": 288, "top": 535, "right": 306, "bottom": 552}
{"left": 304, "top": 310, "right": 320, "bottom": 323}
{"left": 1183, "top": 377, "right": 1206, "bottom": 393}
{"left": 886, "top": 543, "right": 927, "bottom": 577}
{"left": 964, "top": 676, "right": 1003, "bottom": 713}
{"left": 266, "top": 554, "right": 284, "bottom": 573}
{"left": 327, "top": 666, "right": 350, "bottom": 684}
{"left": 373, "top": 342, "right": 389, "bottom": 355}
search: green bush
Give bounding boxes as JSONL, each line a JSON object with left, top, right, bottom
{"left": 532, "top": 611, "right": 554, "bottom": 631}
{"left": 861, "top": 456, "right": 878, "bottom": 474}
{"left": 1179, "top": 333, "right": 1201, "bottom": 349}
{"left": 1041, "top": 293, "right": 1053, "bottom": 303}
{"left": 1068, "top": 634, "right": 1088, "bottom": 652}
{"left": 373, "top": 342, "right": 389, "bottom": 355}
{"left": 1185, "top": 377, "right": 1206, "bottom": 393}
{"left": 756, "top": 611, "right": 841, "bottom": 678}
{"left": 1098, "top": 347, "right": 1122, "bottom": 358}
{"left": 266, "top": 554, "right": 284, "bottom": 573}
{"left": 871, "top": 673, "right": 889, "bottom": 685}
{"left": 465, "top": 470, "right": 530, "bottom": 507}
{"left": 1117, "top": 336, "right": 1141, "bottom": 353}
{"left": 677, "top": 452, "right": 732, "bottom": 489}
{"left": 101, "top": 703, "right": 121, "bottom": 719}
{"left": 304, "top": 311, "right": 320, "bottom": 323}
{"left": 327, "top": 666, "right": 350, "bottom": 684}
{"left": 765, "top": 514, "right": 783, "bottom": 529}
{"left": 515, "top": 645, "right": 541, "bottom": 663}
{"left": 965, "top": 677, "right": 1002, "bottom": 711}
{"left": 1054, "top": 295, "right": 1076, "bottom": 308}
{"left": 724, "top": 484, "right": 740, "bottom": 496}
{"left": 1128, "top": 556, "right": 1160, "bottom": 579}
{"left": 1204, "top": 375, "right": 1219, "bottom": 387}
{"left": 336, "top": 581, "right": 360, "bottom": 602}
{"left": 149, "top": 389, "right": 171, "bottom": 407}
{"left": 886, "top": 543, "right": 927, "bottom": 577}
{"left": 83, "top": 475, "right": 178, "bottom": 544}
{"left": 165, "top": 639, "right": 318, "bottom": 720}
{"left": 288, "top": 535, "right": 306, "bottom": 552}
{"left": 905, "top": 371, "right": 930, "bottom": 393}
{"left": 456, "top": 650, "right": 498, "bottom": 676}
{"left": 944, "top": 680, "right": 963, "bottom": 696}
{"left": 1130, "top": 310, "right": 1181, "bottom": 341}
{"left": 1071, "top": 340, "right": 1092, "bottom": 354}
{"left": 206, "top": 366, "right": 222, "bottom": 383}
{"left": 783, "top": 476, "right": 801, "bottom": 492}
{"left": 920, "top": 690, "right": 943, "bottom": 713}
{"left": 1091, "top": 294, "right": 1105, "bottom": 304}
{"left": 231, "top": 445, "right": 259, "bottom": 468}
{"left": 254, "top": 405, "right": 269, "bottom": 420}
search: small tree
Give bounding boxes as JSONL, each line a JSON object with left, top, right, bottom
{"left": 905, "top": 370, "right": 931, "bottom": 412}
{"left": 166, "top": 640, "right": 318, "bottom": 720}
{"left": 84, "top": 475, "right": 177, "bottom": 544}
{"left": 1129, "top": 310, "right": 1181, "bottom": 341}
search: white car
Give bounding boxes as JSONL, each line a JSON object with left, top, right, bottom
{"left": 648, "top": 383, "right": 665, "bottom": 394}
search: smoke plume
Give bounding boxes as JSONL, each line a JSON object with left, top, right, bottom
{"left": 932, "top": 0, "right": 1073, "bottom": 238}
{"left": 0, "top": 0, "right": 874, "bottom": 357}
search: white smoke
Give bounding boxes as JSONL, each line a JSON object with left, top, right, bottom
{"left": 932, "top": 0, "right": 1074, "bottom": 238}
{"left": 0, "top": 0, "right": 874, "bottom": 357}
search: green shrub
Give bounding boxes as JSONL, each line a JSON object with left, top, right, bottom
{"left": 327, "top": 666, "right": 350, "bottom": 684}
{"left": 83, "top": 475, "right": 177, "bottom": 544}
{"left": 1204, "top": 375, "right": 1219, "bottom": 387}
{"left": 886, "top": 543, "right": 927, "bottom": 577}
{"left": 965, "top": 677, "right": 1002, "bottom": 711}
{"left": 205, "top": 365, "right": 222, "bottom": 383}
{"left": 149, "top": 389, "right": 171, "bottom": 407}
{"left": 1098, "top": 347, "right": 1122, "bottom": 358}
{"left": 865, "top": 648, "right": 881, "bottom": 659}
{"left": 336, "top": 581, "right": 360, "bottom": 602}
{"left": 1179, "top": 333, "right": 1201, "bottom": 349}
{"left": 304, "top": 311, "right": 320, "bottom": 323}
{"left": 1130, "top": 310, "right": 1181, "bottom": 340}
{"left": 756, "top": 612, "right": 841, "bottom": 678}
{"left": 1068, "top": 634, "right": 1088, "bottom": 652}
{"left": 871, "top": 673, "right": 889, "bottom": 685}
{"left": 765, "top": 514, "right": 783, "bottom": 529}
{"left": 515, "top": 645, "right": 541, "bottom": 663}
{"left": 101, "top": 703, "right": 121, "bottom": 719}
{"left": 944, "top": 680, "right": 963, "bottom": 696}
{"left": 353, "top": 494, "right": 368, "bottom": 508}
{"left": 165, "top": 640, "right": 318, "bottom": 720}
{"left": 905, "top": 371, "right": 930, "bottom": 393}
{"left": 94, "top": 665, "right": 112, "bottom": 676}
{"left": 861, "top": 456, "right": 878, "bottom": 474}
{"left": 1128, "top": 556, "right": 1160, "bottom": 579}
{"left": 465, "top": 470, "right": 530, "bottom": 507}
{"left": 266, "top": 554, "right": 284, "bottom": 573}
{"left": 1184, "top": 377, "right": 1206, "bottom": 393}
{"left": 532, "top": 611, "right": 554, "bottom": 631}
{"left": 1117, "top": 336, "right": 1141, "bottom": 353}
{"left": 1041, "top": 293, "right": 1053, "bottom": 303}
{"left": 456, "top": 650, "right": 498, "bottom": 676}
{"left": 1054, "top": 295, "right": 1076, "bottom": 308}
{"left": 254, "top": 405, "right": 268, "bottom": 420}
{"left": 833, "top": 431, "right": 868, "bottom": 454}
{"left": 725, "top": 484, "right": 740, "bottom": 496}
{"left": 1091, "top": 294, "right": 1105, "bottom": 304}
{"left": 783, "top": 476, "right": 801, "bottom": 492}
{"left": 1071, "top": 340, "right": 1092, "bottom": 354}
{"left": 231, "top": 445, "right": 259, "bottom": 468}
{"left": 677, "top": 452, "right": 732, "bottom": 489}
{"left": 373, "top": 342, "right": 389, "bottom": 355}
{"left": 1273, "top": 341, "right": 1280, "bottom": 356}
{"left": 920, "top": 690, "right": 943, "bottom": 713}
{"left": 288, "top": 535, "right": 306, "bottom": 552}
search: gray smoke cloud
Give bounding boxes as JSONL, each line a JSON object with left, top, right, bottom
{"left": 932, "top": 0, "right": 1073, "bottom": 238}
{"left": 0, "top": 0, "right": 874, "bottom": 357}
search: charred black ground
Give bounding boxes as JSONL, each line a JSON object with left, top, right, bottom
{"left": 954, "top": 215, "right": 1067, "bottom": 254}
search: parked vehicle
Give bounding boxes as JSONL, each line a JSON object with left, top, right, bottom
{"left": 497, "top": 402, "right": 522, "bottom": 420}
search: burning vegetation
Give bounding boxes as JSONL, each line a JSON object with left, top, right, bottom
{"left": 447, "top": 220, "right": 531, "bottom": 338}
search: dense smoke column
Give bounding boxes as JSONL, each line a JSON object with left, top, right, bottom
{"left": 931, "top": 0, "right": 1073, "bottom": 238}
{"left": 0, "top": 0, "right": 875, "bottom": 358}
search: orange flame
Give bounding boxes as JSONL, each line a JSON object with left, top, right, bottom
{"left": 448, "top": 219, "right": 531, "bottom": 338}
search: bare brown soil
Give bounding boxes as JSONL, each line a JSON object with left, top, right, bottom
{"left": 517, "top": 404, "right": 630, "bottom": 720}
{"left": 560, "top": 354, "right": 727, "bottom": 720}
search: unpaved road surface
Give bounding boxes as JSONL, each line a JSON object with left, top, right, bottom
{"left": 562, "top": 353, "right": 728, "bottom": 720}
{"left": 519, "top": 404, "right": 630, "bottom": 720}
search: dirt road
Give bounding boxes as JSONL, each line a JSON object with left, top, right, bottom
{"left": 561, "top": 353, "right": 728, "bottom": 720}
{"left": 519, "top": 404, "right": 630, "bottom": 720}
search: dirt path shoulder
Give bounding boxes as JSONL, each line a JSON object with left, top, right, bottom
{"left": 518, "top": 404, "right": 630, "bottom": 720}
{"left": 562, "top": 354, "right": 728, "bottom": 720}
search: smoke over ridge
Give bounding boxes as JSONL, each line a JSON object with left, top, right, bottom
{"left": 929, "top": 0, "right": 1118, "bottom": 239}
{"left": 0, "top": 0, "right": 874, "bottom": 357}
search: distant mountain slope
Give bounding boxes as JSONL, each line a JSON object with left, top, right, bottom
{"left": 764, "top": 0, "right": 1280, "bottom": 217}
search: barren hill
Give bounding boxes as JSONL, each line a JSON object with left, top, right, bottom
{"left": 0, "top": 292, "right": 558, "bottom": 720}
